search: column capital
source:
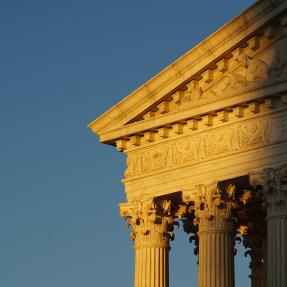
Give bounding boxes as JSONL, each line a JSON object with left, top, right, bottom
{"left": 183, "top": 182, "right": 237, "bottom": 233}
{"left": 119, "top": 198, "right": 177, "bottom": 248}
{"left": 249, "top": 164, "right": 287, "bottom": 218}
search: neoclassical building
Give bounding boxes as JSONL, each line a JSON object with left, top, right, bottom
{"left": 88, "top": 0, "right": 287, "bottom": 286}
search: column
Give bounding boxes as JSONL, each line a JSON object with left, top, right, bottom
{"left": 243, "top": 227, "right": 267, "bottom": 287}
{"left": 184, "top": 183, "right": 236, "bottom": 287}
{"left": 242, "top": 191, "right": 267, "bottom": 287}
{"left": 251, "top": 164, "right": 287, "bottom": 287}
{"left": 120, "top": 199, "right": 176, "bottom": 287}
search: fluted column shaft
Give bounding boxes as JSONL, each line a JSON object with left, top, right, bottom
{"left": 186, "top": 183, "right": 236, "bottom": 287}
{"left": 251, "top": 165, "right": 287, "bottom": 287}
{"left": 264, "top": 166, "right": 287, "bottom": 287}
{"left": 134, "top": 244, "right": 169, "bottom": 287}
{"left": 120, "top": 199, "right": 175, "bottom": 287}
{"left": 198, "top": 215, "right": 234, "bottom": 287}
{"left": 266, "top": 210, "right": 287, "bottom": 287}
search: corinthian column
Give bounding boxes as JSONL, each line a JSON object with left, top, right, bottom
{"left": 243, "top": 226, "right": 267, "bottom": 287}
{"left": 184, "top": 183, "right": 236, "bottom": 287}
{"left": 120, "top": 199, "right": 176, "bottom": 287}
{"left": 241, "top": 188, "right": 267, "bottom": 287}
{"left": 251, "top": 164, "right": 287, "bottom": 287}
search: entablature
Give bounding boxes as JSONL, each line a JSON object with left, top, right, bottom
{"left": 115, "top": 94, "right": 287, "bottom": 153}
{"left": 88, "top": 0, "right": 287, "bottom": 202}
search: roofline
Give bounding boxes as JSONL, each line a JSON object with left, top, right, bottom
{"left": 88, "top": 0, "right": 285, "bottom": 136}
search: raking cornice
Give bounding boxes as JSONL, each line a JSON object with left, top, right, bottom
{"left": 88, "top": 0, "right": 287, "bottom": 144}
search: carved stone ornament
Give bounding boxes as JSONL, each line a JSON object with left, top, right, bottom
{"left": 125, "top": 118, "right": 272, "bottom": 178}
{"left": 250, "top": 164, "right": 287, "bottom": 218}
{"left": 218, "top": 53, "right": 269, "bottom": 93}
{"left": 270, "top": 36, "right": 287, "bottom": 79}
{"left": 183, "top": 182, "right": 237, "bottom": 233}
{"left": 132, "top": 26, "right": 287, "bottom": 124}
{"left": 119, "top": 199, "right": 178, "bottom": 249}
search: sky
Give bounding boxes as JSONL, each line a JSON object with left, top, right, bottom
{"left": 0, "top": 0, "right": 256, "bottom": 286}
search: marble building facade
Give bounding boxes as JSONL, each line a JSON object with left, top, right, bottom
{"left": 88, "top": 0, "right": 287, "bottom": 286}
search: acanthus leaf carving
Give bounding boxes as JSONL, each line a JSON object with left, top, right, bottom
{"left": 119, "top": 198, "right": 178, "bottom": 248}
{"left": 249, "top": 164, "right": 287, "bottom": 218}
{"left": 181, "top": 182, "right": 247, "bottom": 257}
{"left": 186, "top": 183, "right": 237, "bottom": 233}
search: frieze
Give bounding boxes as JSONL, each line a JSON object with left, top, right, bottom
{"left": 125, "top": 118, "right": 272, "bottom": 178}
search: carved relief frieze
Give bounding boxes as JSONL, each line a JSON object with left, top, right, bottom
{"left": 125, "top": 118, "right": 273, "bottom": 178}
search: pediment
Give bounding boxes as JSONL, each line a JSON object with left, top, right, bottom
{"left": 128, "top": 32, "right": 287, "bottom": 124}
{"left": 88, "top": 0, "right": 287, "bottom": 146}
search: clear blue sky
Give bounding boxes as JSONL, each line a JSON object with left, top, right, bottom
{"left": 0, "top": 0, "right": 256, "bottom": 286}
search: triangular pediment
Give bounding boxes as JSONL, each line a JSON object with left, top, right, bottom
{"left": 128, "top": 35, "right": 287, "bottom": 124}
{"left": 88, "top": 0, "right": 287, "bottom": 145}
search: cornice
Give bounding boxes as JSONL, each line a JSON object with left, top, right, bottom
{"left": 88, "top": 0, "right": 287, "bottom": 141}
{"left": 101, "top": 81, "right": 287, "bottom": 145}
